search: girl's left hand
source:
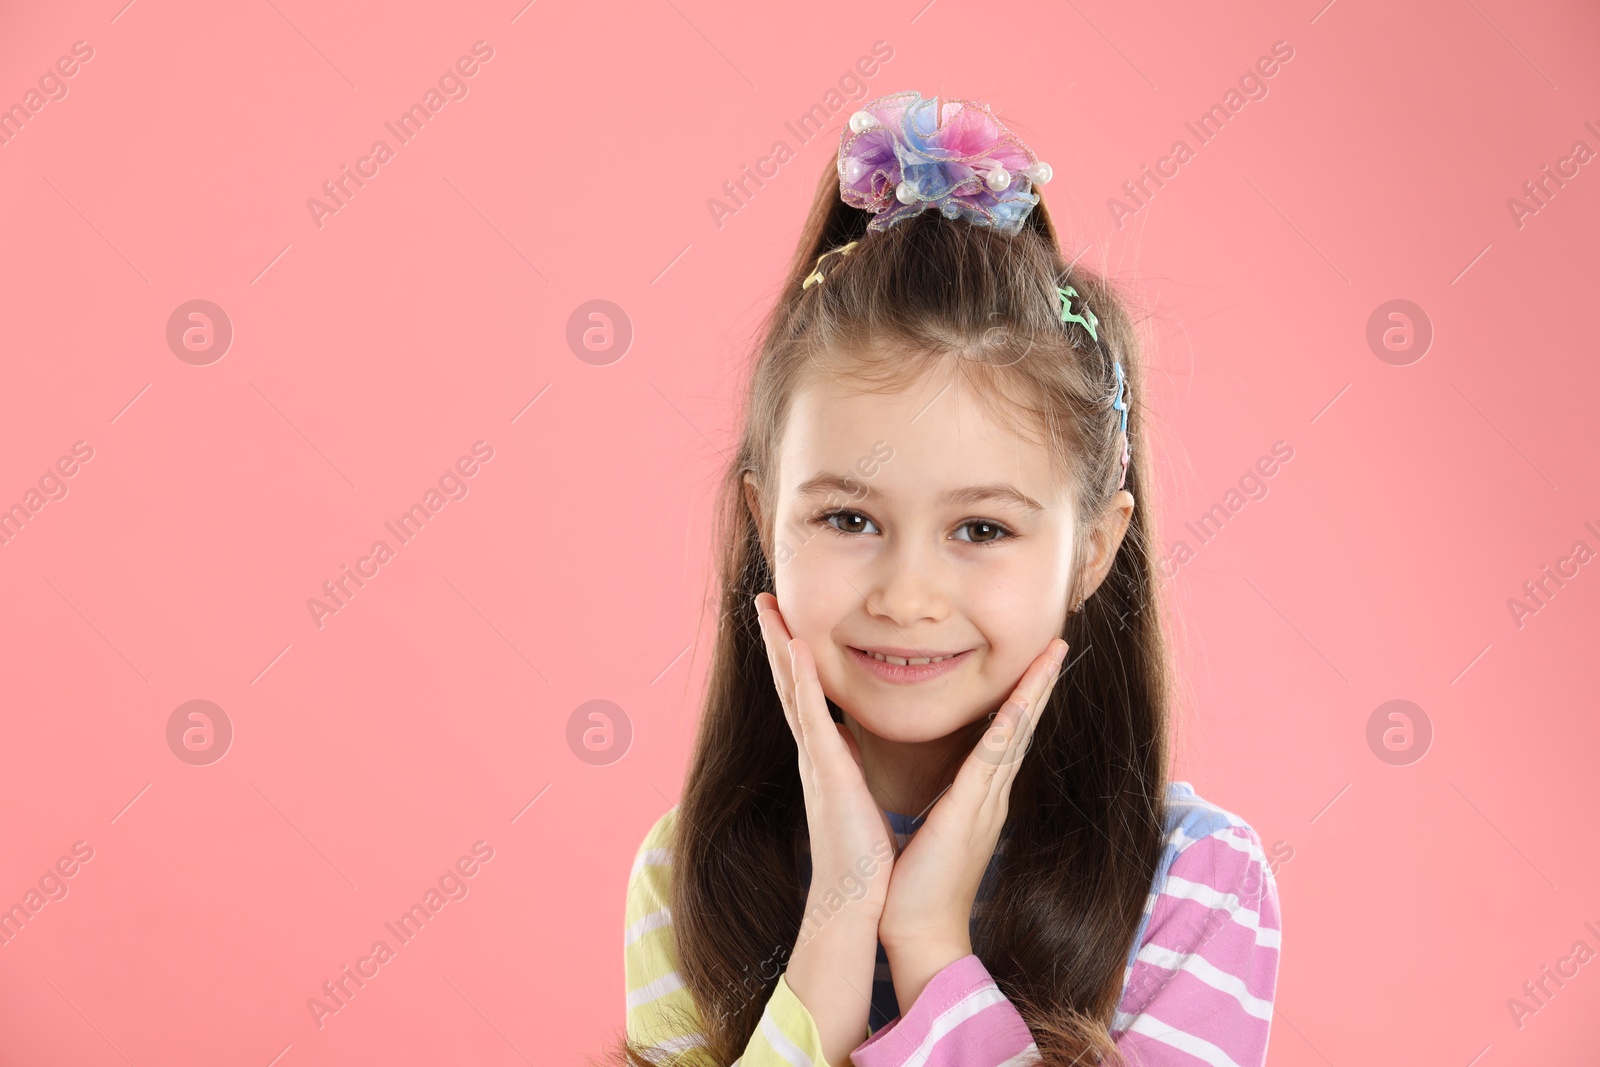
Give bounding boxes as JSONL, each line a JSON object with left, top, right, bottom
{"left": 877, "top": 637, "right": 1069, "bottom": 1007}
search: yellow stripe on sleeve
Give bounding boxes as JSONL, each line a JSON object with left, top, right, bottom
{"left": 624, "top": 808, "right": 832, "bottom": 1067}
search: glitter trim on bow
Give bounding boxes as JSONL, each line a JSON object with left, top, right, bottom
{"left": 838, "top": 90, "right": 1053, "bottom": 237}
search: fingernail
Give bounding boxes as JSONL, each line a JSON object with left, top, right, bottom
{"left": 1051, "top": 641, "right": 1069, "bottom": 667}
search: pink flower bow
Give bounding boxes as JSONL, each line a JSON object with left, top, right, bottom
{"left": 837, "top": 90, "right": 1053, "bottom": 236}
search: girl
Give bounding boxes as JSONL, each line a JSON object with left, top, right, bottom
{"left": 616, "top": 91, "right": 1281, "bottom": 1067}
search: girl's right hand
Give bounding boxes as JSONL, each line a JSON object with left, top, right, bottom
{"left": 753, "top": 593, "right": 898, "bottom": 926}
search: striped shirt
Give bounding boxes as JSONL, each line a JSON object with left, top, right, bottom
{"left": 624, "top": 780, "right": 1282, "bottom": 1066}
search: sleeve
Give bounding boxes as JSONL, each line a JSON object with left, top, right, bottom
{"left": 1109, "top": 822, "right": 1283, "bottom": 1067}
{"left": 847, "top": 821, "right": 1283, "bottom": 1067}
{"left": 625, "top": 809, "right": 833, "bottom": 1067}
{"left": 847, "top": 955, "right": 1039, "bottom": 1067}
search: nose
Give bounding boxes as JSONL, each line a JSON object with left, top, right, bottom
{"left": 861, "top": 532, "right": 948, "bottom": 628}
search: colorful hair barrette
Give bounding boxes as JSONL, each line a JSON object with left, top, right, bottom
{"left": 1112, "top": 359, "right": 1131, "bottom": 490}
{"left": 1056, "top": 285, "right": 1099, "bottom": 342}
{"left": 1059, "top": 285, "right": 1130, "bottom": 491}
{"left": 838, "top": 90, "right": 1052, "bottom": 237}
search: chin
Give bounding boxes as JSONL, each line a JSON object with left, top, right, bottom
{"left": 830, "top": 688, "right": 977, "bottom": 744}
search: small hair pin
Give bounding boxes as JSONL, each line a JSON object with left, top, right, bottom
{"left": 1056, "top": 285, "right": 1099, "bottom": 342}
{"left": 1059, "top": 284, "right": 1129, "bottom": 490}
{"left": 1112, "top": 360, "right": 1130, "bottom": 490}
{"left": 802, "top": 240, "right": 859, "bottom": 290}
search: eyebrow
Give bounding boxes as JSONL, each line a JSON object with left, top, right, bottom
{"left": 794, "top": 473, "right": 1045, "bottom": 513}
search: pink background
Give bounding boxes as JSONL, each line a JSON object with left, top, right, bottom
{"left": 1, "top": 0, "right": 1596, "bottom": 1063}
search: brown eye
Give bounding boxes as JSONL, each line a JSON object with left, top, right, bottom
{"left": 954, "top": 519, "right": 1013, "bottom": 545}
{"left": 819, "top": 510, "right": 879, "bottom": 535}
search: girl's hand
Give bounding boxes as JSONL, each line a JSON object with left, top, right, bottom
{"left": 753, "top": 593, "right": 898, "bottom": 927}
{"left": 877, "top": 636, "right": 1069, "bottom": 1007}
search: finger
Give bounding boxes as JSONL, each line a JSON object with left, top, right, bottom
{"left": 1007, "top": 640, "right": 1066, "bottom": 764}
{"left": 756, "top": 603, "right": 819, "bottom": 780}
{"left": 834, "top": 721, "right": 867, "bottom": 775}
{"left": 982, "top": 641, "right": 1068, "bottom": 815}
{"left": 991, "top": 642, "right": 1066, "bottom": 780}
{"left": 1028, "top": 638, "right": 1069, "bottom": 713}
{"left": 753, "top": 601, "right": 790, "bottom": 725}
{"left": 829, "top": 701, "right": 898, "bottom": 856}
{"left": 943, "top": 687, "right": 1029, "bottom": 822}
{"left": 789, "top": 637, "right": 850, "bottom": 774}
{"left": 754, "top": 595, "right": 801, "bottom": 739}
{"left": 948, "top": 643, "right": 1063, "bottom": 828}
{"left": 978, "top": 642, "right": 1061, "bottom": 770}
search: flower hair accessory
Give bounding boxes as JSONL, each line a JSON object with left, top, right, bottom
{"left": 838, "top": 90, "right": 1052, "bottom": 236}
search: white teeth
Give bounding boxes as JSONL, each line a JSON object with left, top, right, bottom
{"left": 865, "top": 650, "right": 956, "bottom": 666}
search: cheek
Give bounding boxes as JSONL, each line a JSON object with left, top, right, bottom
{"left": 986, "top": 529, "right": 1074, "bottom": 605}
{"left": 965, "top": 538, "right": 1074, "bottom": 658}
{"left": 774, "top": 539, "right": 863, "bottom": 708}
{"left": 773, "top": 531, "right": 856, "bottom": 644}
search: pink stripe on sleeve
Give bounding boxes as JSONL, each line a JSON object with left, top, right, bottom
{"left": 849, "top": 954, "right": 1038, "bottom": 1067}
{"left": 1113, "top": 825, "right": 1282, "bottom": 1067}
{"left": 841, "top": 791, "right": 1284, "bottom": 1067}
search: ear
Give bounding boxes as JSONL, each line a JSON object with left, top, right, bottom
{"left": 742, "top": 472, "right": 764, "bottom": 532}
{"left": 1078, "top": 490, "right": 1135, "bottom": 601}
{"left": 743, "top": 472, "right": 771, "bottom": 569}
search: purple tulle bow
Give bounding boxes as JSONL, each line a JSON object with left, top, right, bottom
{"left": 837, "top": 90, "right": 1052, "bottom": 236}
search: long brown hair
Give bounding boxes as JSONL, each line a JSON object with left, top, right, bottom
{"left": 616, "top": 152, "right": 1172, "bottom": 1066}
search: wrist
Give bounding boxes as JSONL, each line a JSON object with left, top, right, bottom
{"left": 797, "top": 892, "right": 882, "bottom": 946}
{"left": 882, "top": 929, "right": 971, "bottom": 1011}
{"left": 877, "top": 909, "right": 966, "bottom": 951}
{"left": 881, "top": 927, "right": 970, "bottom": 966}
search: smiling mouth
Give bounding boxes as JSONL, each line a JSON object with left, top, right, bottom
{"left": 853, "top": 648, "right": 965, "bottom": 666}
{"left": 846, "top": 645, "right": 974, "bottom": 684}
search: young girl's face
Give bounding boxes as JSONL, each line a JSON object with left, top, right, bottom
{"left": 755, "top": 362, "right": 1080, "bottom": 744}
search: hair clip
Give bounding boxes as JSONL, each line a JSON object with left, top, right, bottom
{"left": 1056, "top": 285, "right": 1099, "bottom": 342}
{"left": 1112, "top": 359, "right": 1130, "bottom": 490}
{"left": 839, "top": 91, "right": 1051, "bottom": 236}
{"left": 1060, "top": 284, "right": 1129, "bottom": 490}
{"left": 801, "top": 240, "right": 859, "bottom": 290}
